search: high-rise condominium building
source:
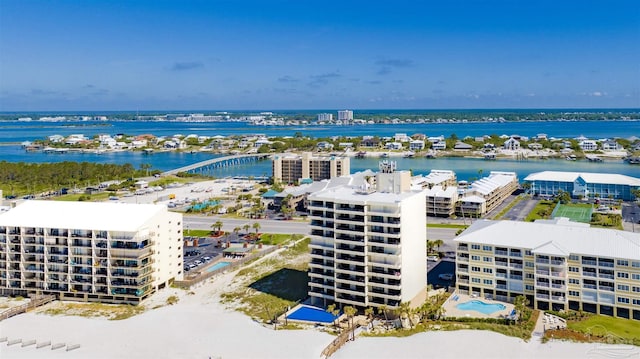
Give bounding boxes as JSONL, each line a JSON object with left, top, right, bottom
{"left": 337, "top": 110, "right": 353, "bottom": 122}
{"left": 0, "top": 201, "right": 184, "bottom": 304}
{"left": 272, "top": 152, "right": 350, "bottom": 184}
{"left": 455, "top": 219, "right": 640, "bottom": 320}
{"left": 317, "top": 113, "right": 333, "bottom": 122}
{"left": 308, "top": 163, "right": 427, "bottom": 309}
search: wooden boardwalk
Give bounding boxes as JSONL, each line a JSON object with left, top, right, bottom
{"left": 0, "top": 295, "right": 56, "bottom": 321}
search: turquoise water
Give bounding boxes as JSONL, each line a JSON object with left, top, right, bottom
{"left": 456, "top": 300, "right": 506, "bottom": 315}
{"left": 287, "top": 306, "right": 340, "bottom": 323}
{"left": 206, "top": 261, "right": 231, "bottom": 272}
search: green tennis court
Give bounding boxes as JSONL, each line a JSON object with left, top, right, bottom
{"left": 552, "top": 204, "right": 593, "bottom": 223}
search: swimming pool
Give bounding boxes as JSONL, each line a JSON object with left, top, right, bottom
{"left": 206, "top": 261, "right": 231, "bottom": 272}
{"left": 456, "top": 300, "right": 506, "bottom": 315}
{"left": 287, "top": 306, "right": 340, "bottom": 323}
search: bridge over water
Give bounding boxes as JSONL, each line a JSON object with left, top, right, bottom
{"left": 162, "top": 153, "right": 272, "bottom": 177}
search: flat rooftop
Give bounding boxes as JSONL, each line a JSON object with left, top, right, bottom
{"left": 0, "top": 200, "right": 168, "bottom": 232}
{"left": 524, "top": 171, "right": 640, "bottom": 186}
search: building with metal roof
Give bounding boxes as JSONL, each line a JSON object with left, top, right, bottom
{"left": 524, "top": 171, "right": 640, "bottom": 200}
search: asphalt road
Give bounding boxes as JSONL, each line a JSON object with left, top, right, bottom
{"left": 184, "top": 215, "right": 311, "bottom": 234}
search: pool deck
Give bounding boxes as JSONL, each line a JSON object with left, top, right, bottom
{"left": 443, "top": 292, "right": 515, "bottom": 319}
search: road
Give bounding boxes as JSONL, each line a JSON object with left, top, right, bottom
{"left": 184, "top": 215, "right": 462, "bottom": 262}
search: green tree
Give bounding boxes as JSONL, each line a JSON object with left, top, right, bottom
{"left": 211, "top": 220, "right": 223, "bottom": 235}
{"left": 364, "top": 307, "right": 375, "bottom": 329}
{"left": 343, "top": 305, "right": 357, "bottom": 340}
{"left": 326, "top": 304, "right": 339, "bottom": 328}
{"left": 252, "top": 222, "right": 261, "bottom": 234}
{"left": 398, "top": 301, "right": 414, "bottom": 328}
{"left": 514, "top": 295, "right": 530, "bottom": 325}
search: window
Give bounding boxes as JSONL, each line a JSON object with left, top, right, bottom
{"left": 633, "top": 274, "right": 640, "bottom": 281}
{"left": 617, "top": 284, "right": 629, "bottom": 291}
{"left": 482, "top": 245, "right": 492, "bottom": 251}
{"left": 483, "top": 268, "right": 493, "bottom": 274}
{"left": 569, "top": 278, "right": 580, "bottom": 284}
{"left": 569, "top": 267, "right": 579, "bottom": 273}
{"left": 472, "top": 266, "right": 481, "bottom": 272}
{"left": 617, "top": 260, "right": 628, "bottom": 266}
{"left": 617, "top": 297, "right": 630, "bottom": 304}
{"left": 483, "top": 257, "right": 492, "bottom": 263}
{"left": 525, "top": 250, "right": 532, "bottom": 256}
{"left": 471, "top": 244, "right": 481, "bottom": 250}
{"left": 569, "top": 255, "right": 579, "bottom": 261}
{"left": 633, "top": 287, "right": 640, "bottom": 293}
{"left": 525, "top": 285, "right": 534, "bottom": 291}
{"left": 632, "top": 261, "right": 640, "bottom": 268}
{"left": 633, "top": 299, "right": 640, "bottom": 306}
{"left": 483, "top": 279, "right": 493, "bottom": 285}
{"left": 617, "top": 272, "right": 629, "bottom": 279}
{"left": 569, "top": 291, "right": 580, "bottom": 297}
{"left": 526, "top": 273, "right": 535, "bottom": 279}
{"left": 525, "top": 261, "right": 534, "bottom": 268}
{"left": 472, "top": 278, "right": 481, "bottom": 283}
{"left": 472, "top": 255, "right": 480, "bottom": 261}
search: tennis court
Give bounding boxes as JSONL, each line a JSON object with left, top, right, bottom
{"left": 552, "top": 203, "right": 593, "bottom": 223}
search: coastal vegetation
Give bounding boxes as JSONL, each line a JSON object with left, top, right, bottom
{"left": 0, "top": 161, "right": 150, "bottom": 198}
{"left": 37, "top": 301, "right": 145, "bottom": 321}
{"left": 542, "top": 312, "right": 640, "bottom": 346}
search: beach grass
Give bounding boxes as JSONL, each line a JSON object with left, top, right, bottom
{"left": 38, "top": 302, "right": 145, "bottom": 321}
{"left": 221, "top": 237, "right": 310, "bottom": 322}
{"left": 56, "top": 192, "right": 112, "bottom": 202}
{"left": 259, "top": 233, "right": 302, "bottom": 246}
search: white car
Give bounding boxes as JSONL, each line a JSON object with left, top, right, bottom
{"left": 427, "top": 256, "right": 439, "bottom": 262}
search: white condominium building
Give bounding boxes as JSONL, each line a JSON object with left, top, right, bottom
{"left": 0, "top": 201, "right": 184, "bottom": 304}
{"left": 272, "top": 152, "right": 350, "bottom": 184}
{"left": 308, "top": 165, "right": 427, "bottom": 309}
{"left": 337, "top": 110, "right": 354, "bottom": 122}
{"left": 455, "top": 219, "right": 640, "bottom": 320}
{"left": 317, "top": 113, "right": 333, "bottom": 122}
{"left": 457, "top": 171, "right": 518, "bottom": 217}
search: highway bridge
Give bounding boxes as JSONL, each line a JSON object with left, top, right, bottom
{"left": 162, "top": 153, "right": 271, "bottom": 176}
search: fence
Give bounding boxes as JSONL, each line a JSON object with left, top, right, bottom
{"left": 173, "top": 245, "right": 280, "bottom": 289}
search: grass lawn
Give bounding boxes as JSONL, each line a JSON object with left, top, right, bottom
{"left": 259, "top": 233, "right": 302, "bottom": 246}
{"left": 525, "top": 200, "right": 555, "bottom": 221}
{"left": 55, "top": 192, "right": 112, "bottom": 202}
{"left": 426, "top": 223, "right": 469, "bottom": 229}
{"left": 568, "top": 315, "right": 640, "bottom": 341}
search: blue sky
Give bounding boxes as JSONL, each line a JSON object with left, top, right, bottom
{"left": 0, "top": 0, "right": 638, "bottom": 111}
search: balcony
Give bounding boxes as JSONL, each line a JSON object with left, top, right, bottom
{"left": 598, "top": 261, "right": 614, "bottom": 268}
{"left": 551, "top": 284, "right": 566, "bottom": 290}
{"left": 509, "top": 263, "right": 523, "bottom": 269}
{"left": 495, "top": 261, "right": 508, "bottom": 267}
{"left": 536, "top": 281, "right": 550, "bottom": 288}
{"left": 583, "top": 271, "right": 597, "bottom": 278}
{"left": 536, "top": 293, "right": 550, "bottom": 300}
{"left": 457, "top": 256, "right": 469, "bottom": 263}
{"left": 510, "top": 252, "right": 522, "bottom": 258}
{"left": 582, "top": 260, "right": 597, "bottom": 266}
{"left": 495, "top": 250, "right": 508, "bottom": 256}
{"left": 550, "top": 259, "right": 565, "bottom": 266}
{"left": 495, "top": 272, "right": 507, "bottom": 279}
{"left": 599, "top": 273, "right": 614, "bottom": 280}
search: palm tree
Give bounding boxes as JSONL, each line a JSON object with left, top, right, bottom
{"left": 364, "top": 307, "right": 375, "bottom": 329}
{"left": 211, "top": 220, "right": 223, "bottom": 235}
{"left": 233, "top": 226, "right": 241, "bottom": 239}
{"left": 252, "top": 222, "right": 261, "bottom": 234}
{"left": 343, "top": 305, "right": 357, "bottom": 340}
{"left": 377, "top": 305, "right": 390, "bottom": 330}
{"left": 433, "top": 239, "right": 444, "bottom": 252}
{"left": 514, "top": 295, "right": 529, "bottom": 324}
{"left": 426, "top": 240, "right": 435, "bottom": 255}
{"left": 326, "top": 304, "right": 339, "bottom": 328}
{"left": 243, "top": 223, "right": 250, "bottom": 234}
{"left": 399, "top": 301, "right": 414, "bottom": 328}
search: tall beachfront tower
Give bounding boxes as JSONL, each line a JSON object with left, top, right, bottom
{"left": 308, "top": 162, "right": 427, "bottom": 309}
{"left": 0, "top": 201, "right": 184, "bottom": 304}
{"left": 337, "top": 110, "right": 353, "bottom": 124}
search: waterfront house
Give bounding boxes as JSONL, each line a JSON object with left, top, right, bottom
{"left": 602, "top": 141, "right": 623, "bottom": 151}
{"left": 454, "top": 141, "right": 473, "bottom": 151}
{"left": 316, "top": 141, "right": 334, "bottom": 151}
{"left": 579, "top": 140, "right": 598, "bottom": 151}
{"left": 385, "top": 142, "right": 403, "bottom": 150}
{"left": 409, "top": 140, "right": 425, "bottom": 151}
{"left": 48, "top": 134, "right": 64, "bottom": 143}
{"left": 503, "top": 137, "right": 521, "bottom": 151}
{"left": 528, "top": 143, "right": 543, "bottom": 150}
{"left": 360, "top": 138, "right": 380, "bottom": 148}
{"left": 394, "top": 133, "right": 410, "bottom": 142}
{"left": 432, "top": 141, "right": 447, "bottom": 151}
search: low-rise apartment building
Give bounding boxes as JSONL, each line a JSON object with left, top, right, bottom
{"left": 524, "top": 171, "right": 640, "bottom": 201}
{"left": 0, "top": 201, "right": 183, "bottom": 304}
{"left": 455, "top": 219, "right": 640, "bottom": 320}
{"left": 457, "top": 171, "right": 518, "bottom": 217}
{"left": 307, "top": 165, "right": 427, "bottom": 309}
{"left": 272, "top": 152, "right": 350, "bottom": 184}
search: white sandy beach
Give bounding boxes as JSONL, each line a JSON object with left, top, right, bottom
{"left": 1, "top": 269, "right": 636, "bottom": 359}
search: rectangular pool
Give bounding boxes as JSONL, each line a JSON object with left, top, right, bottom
{"left": 206, "top": 261, "right": 231, "bottom": 272}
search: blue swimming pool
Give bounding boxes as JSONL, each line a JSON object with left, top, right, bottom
{"left": 287, "top": 306, "right": 340, "bottom": 323}
{"left": 456, "top": 300, "right": 506, "bottom": 315}
{"left": 206, "top": 261, "right": 231, "bottom": 272}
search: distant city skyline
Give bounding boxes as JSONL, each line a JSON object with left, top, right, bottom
{"left": 0, "top": 0, "right": 639, "bottom": 111}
